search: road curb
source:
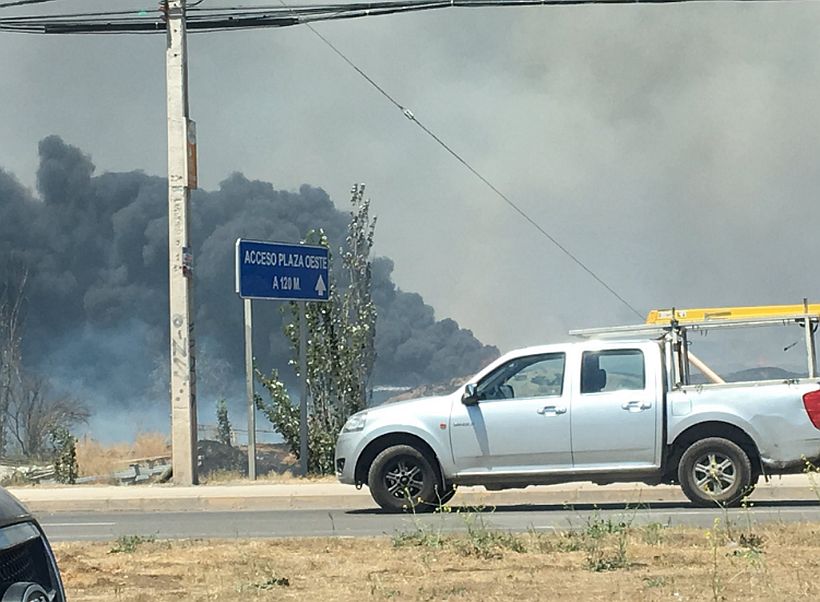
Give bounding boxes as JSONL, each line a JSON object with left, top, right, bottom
{"left": 18, "top": 485, "right": 819, "bottom": 514}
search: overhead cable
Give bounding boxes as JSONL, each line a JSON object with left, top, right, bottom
{"left": 280, "top": 2, "right": 645, "bottom": 319}
{"left": 1, "top": 0, "right": 809, "bottom": 35}
{"left": 0, "top": 0, "right": 64, "bottom": 8}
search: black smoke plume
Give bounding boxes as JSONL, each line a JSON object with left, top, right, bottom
{"left": 0, "top": 136, "right": 498, "bottom": 428}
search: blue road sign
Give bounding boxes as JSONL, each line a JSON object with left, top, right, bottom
{"left": 235, "top": 239, "right": 330, "bottom": 302}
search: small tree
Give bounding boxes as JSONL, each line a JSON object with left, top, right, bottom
{"left": 256, "top": 184, "right": 377, "bottom": 474}
{"left": 216, "top": 399, "right": 232, "bottom": 447}
{"left": 0, "top": 264, "right": 27, "bottom": 457}
{"left": 1, "top": 263, "right": 89, "bottom": 462}
{"left": 50, "top": 425, "right": 78, "bottom": 484}
{"left": 8, "top": 378, "right": 88, "bottom": 459}
{"left": 5, "top": 376, "right": 89, "bottom": 459}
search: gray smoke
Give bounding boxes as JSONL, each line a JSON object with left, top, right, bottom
{"left": 0, "top": 136, "right": 498, "bottom": 429}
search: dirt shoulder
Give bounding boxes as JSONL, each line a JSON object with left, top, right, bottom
{"left": 54, "top": 518, "right": 820, "bottom": 601}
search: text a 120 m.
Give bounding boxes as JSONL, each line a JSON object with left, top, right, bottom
{"left": 272, "top": 275, "right": 300, "bottom": 291}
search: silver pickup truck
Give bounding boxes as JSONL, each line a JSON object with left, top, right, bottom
{"left": 335, "top": 310, "right": 820, "bottom": 512}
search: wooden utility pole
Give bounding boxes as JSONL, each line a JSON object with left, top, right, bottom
{"left": 166, "top": 0, "right": 198, "bottom": 485}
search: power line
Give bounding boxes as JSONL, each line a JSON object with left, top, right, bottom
{"left": 2, "top": 0, "right": 810, "bottom": 34}
{"left": 289, "top": 11, "right": 645, "bottom": 319}
{"left": 0, "top": 0, "right": 69, "bottom": 8}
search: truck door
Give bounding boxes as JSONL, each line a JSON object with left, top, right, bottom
{"left": 571, "top": 347, "right": 659, "bottom": 469}
{"left": 450, "top": 352, "right": 573, "bottom": 473}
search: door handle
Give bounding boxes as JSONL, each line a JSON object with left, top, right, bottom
{"left": 537, "top": 405, "right": 567, "bottom": 415}
{"left": 621, "top": 401, "right": 652, "bottom": 412}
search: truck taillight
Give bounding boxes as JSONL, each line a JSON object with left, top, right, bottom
{"left": 803, "top": 390, "right": 820, "bottom": 429}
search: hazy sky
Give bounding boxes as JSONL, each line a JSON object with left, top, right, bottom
{"left": 3, "top": 0, "right": 820, "bottom": 354}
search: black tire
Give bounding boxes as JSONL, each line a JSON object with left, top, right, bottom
{"left": 368, "top": 444, "right": 440, "bottom": 513}
{"left": 677, "top": 437, "right": 754, "bottom": 507}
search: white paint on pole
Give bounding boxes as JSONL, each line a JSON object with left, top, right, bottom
{"left": 299, "top": 301, "right": 309, "bottom": 475}
{"left": 244, "top": 298, "right": 257, "bottom": 480}
{"left": 166, "top": 0, "right": 198, "bottom": 486}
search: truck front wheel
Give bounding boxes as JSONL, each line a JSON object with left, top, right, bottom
{"left": 368, "top": 445, "right": 440, "bottom": 513}
{"left": 678, "top": 437, "right": 753, "bottom": 507}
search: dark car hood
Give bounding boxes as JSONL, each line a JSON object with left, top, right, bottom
{"left": 0, "top": 489, "right": 32, "bottom": 528}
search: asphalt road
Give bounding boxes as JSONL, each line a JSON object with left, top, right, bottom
{"left": 36, "top": 500, "right": 820, "bottom": 543}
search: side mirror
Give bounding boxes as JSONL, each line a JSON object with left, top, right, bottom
{"left": 462, "top": 383, "right": 479, "bottom": 406}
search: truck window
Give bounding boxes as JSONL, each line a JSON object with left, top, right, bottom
{"left": 581, "top": 349, "right": 645, "bottom": 394}
{"left": 476, "top": 353, "right": 566, "bottom": 401}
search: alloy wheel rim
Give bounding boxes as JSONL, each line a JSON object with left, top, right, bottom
{"left": 693, "top": 452, "right": 737, "bottom": 496}
{"left": 384, "top": 457, "right": 425, "bottom": 499}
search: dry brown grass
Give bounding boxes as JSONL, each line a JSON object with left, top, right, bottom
{"left": 132, "top": 433, "right": 171, "bottom": 459}
{"left": 53, "top": 521, "right": 820, "bottom": 601}
{"left": 198, "top": 469, "right": 337, "bottom": 485}
{"left": 75, "top": 433, "right": 170, "bottom": 478}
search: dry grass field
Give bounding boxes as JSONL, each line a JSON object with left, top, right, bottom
{"left": 75, "top": 433, "right": 170, "bottom": 478}
{"left": 73, "top": 434, "right": 327, "bottom": 482}
{"left": 54, "top": 515, "right": 820, "bottom": 601}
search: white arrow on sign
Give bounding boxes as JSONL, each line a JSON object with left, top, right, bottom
{"left": 315, "top": 274, "right": 327, "bottom": 296}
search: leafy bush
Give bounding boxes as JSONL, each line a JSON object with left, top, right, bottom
{"left": 50, "top": 425, "right": 78, "bottom": 484}
{"left": 216, "top": 399, "right": 232, "bottom": 447}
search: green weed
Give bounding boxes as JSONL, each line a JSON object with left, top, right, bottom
{"left": 525, "top": 526, "right": 557, "bottom": 553}
{"left": 455, "top": 513, "right": 525, "bottom": 559}
{"left": 580, "top": 510, "right": 632, "bottom": 572}
{"left": 392, "top": 528, "right": 446, "bottom": 549}
{"left": 393, "top": 505, "right": 524, "bottom": 560}
{"left": 641, "top": 521, "right": 666, "bottom": 546}
{"left": 706, "top": 517, "right": 724, "bottom": 602}
{"left": 108, "top": 534, "right": 156, "bottom": 554}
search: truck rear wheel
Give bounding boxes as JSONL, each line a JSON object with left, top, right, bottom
{"left": 368, "top": 445, "right": 440, "bottom": 513}
{"left": 678, "top": 437, "right": 753, "bottom": 507}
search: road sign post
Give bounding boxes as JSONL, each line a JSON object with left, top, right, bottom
{"left": 244, "top": 298, "right": 255, "bottom": 480}
{"left": 235, "top": 239, "right": 330, "bottom": 478}
{"left": 298, "top": 301, "right": 308, "bottom": 475}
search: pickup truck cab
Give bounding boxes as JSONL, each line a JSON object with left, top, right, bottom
{"left": 335, "top": 309, "right": 820, "bottom": 512}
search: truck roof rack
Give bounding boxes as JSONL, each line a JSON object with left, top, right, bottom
{"left": 570, "top": 302, "right": 820, "bottom": 339}
{"left": 569, "top": 313, "right": 819, "bottom": 339}
{"left": 569, "top": 301, "right": 819, "bottom": 384}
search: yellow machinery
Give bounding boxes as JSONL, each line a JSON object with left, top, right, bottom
{"left": 646, "top": 303, "right": 820, "bottom": 325}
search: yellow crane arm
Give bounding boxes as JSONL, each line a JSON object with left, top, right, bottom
{"left": 646, "top": 303, "right": 820, "bottom": 325}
